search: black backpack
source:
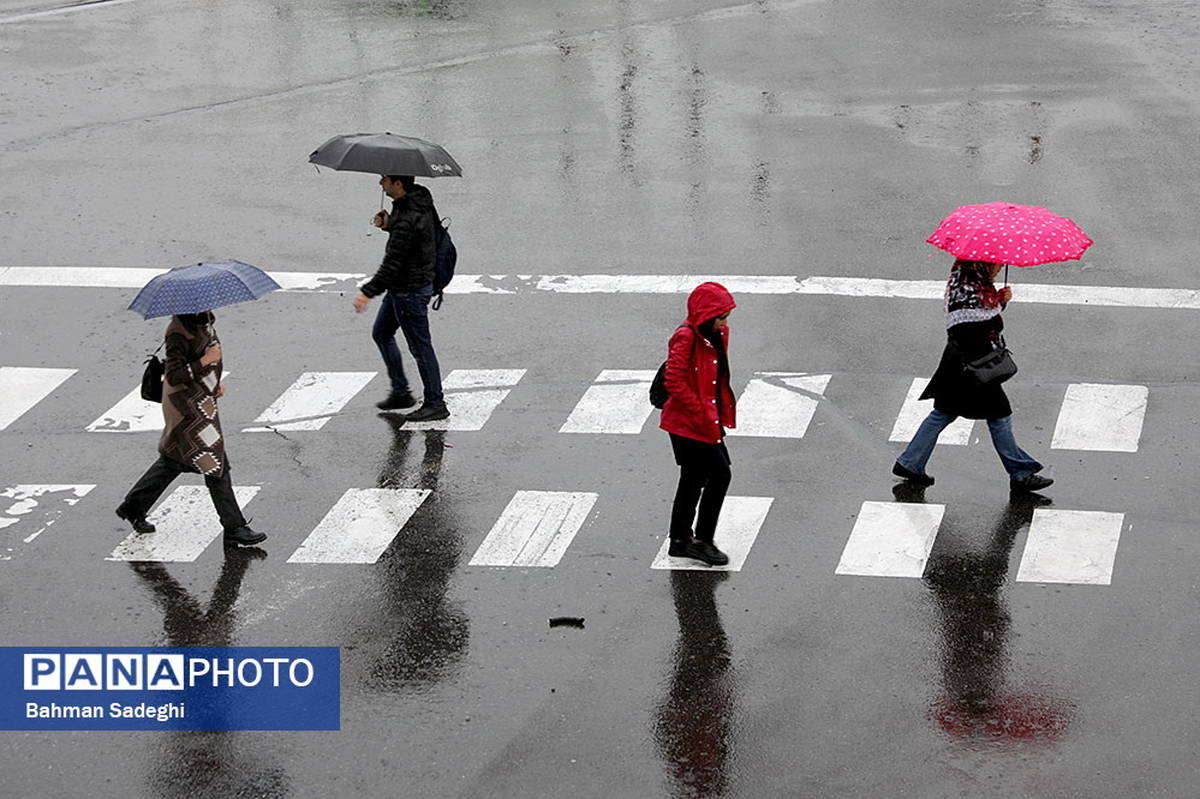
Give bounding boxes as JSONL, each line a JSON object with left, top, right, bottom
{"left": 431, "top": 215, "right": 457, "bottom": 310}
{"left": 649, "top": 325, "right": 693, "bottom": 408}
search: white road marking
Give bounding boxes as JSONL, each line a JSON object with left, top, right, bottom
{"left": 106, "top": 485, "right": 260, "bottom": 562}
{"left": 888, "top": 377, "right": 974, "bottom": 445}
{"left": 469, "top": 490, "right": 598, "bottom": 567}
{"left": 87, "top": 372, "right": 232, "bottom": 433}
{"left": 0, "top": 0, "right": 137, "bottom": 25}
{"left": 0, "top": 367, "right": 75, "bottom": 430}
{"left": 7, "top": 267, "right": 1200, "bottom": 309}
{"left": 727, "top": 372, "right": 831, "bottom": 438}
{"left": 1051, "top": 383, "right": 1148, "bottom": 453}
{"left": 0, "top": 485, "right": 95, "bottom": 557}
{"left": 402, "top": 369, "right": 525, "bottom": 431}
{"left": 287, "top": 488, "right": 431, "bottom": 564}
{"left": 244, "top": 371, "right": 376, "bottom": 432}
{"left": 1015, "top": 509, "right": 1124, "bottom": 585}
{"left": 836, "top": 500, "right": 945, "bottom": 578}
{"left": 560, "top": 369, "right": 657, "bottom": 434}
{"left": 650, "top": 496, "right": 774, "bottom": 572}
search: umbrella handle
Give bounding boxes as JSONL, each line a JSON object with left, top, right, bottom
{"left": 380, "top": 187, "right": 386, "bottom": 212}
{"left": 1004, "top": 264, "right": 1009, "bottom": 288}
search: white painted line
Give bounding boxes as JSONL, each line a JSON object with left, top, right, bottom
{"left": 1016, "top": 509, "right": 1124, "bottom": 585}
{"left": 403, "top": 369, "right": 525, "bottom": 431}
{"left": 469, "top": 490, "right": 598, "bottom": 567}
{"left": 651, "top": 496, "right": 774, "bottom": 571}
{"left": 87, "top": 371, "right": 232, "bottom": 433}
{"left": 888, "top": 378, "right": 974, "bottom": 445}
{"left": 287, "top": 488, "right": 431, "bottom": 564}
{"left": 727, "top": 372, "right": 831, "bottom": 438}
{"left": 244, "top": 371, "right": 376, "bottom": 432}
{"left": 0, "top": 367, "right": 75, "bottom": 430}
{"left": 836, "top": 500, "right": 945, "bottom": 578}
{"left": 1, "top": 485, "right": 95, "bottom": 558}
{"left": 87, "top": 387, "right": 163, "bottom": 433}
{"left": 0, "top": 0, "right": 137, "bottom": 25}
{"left": 106, "top": 485, "right": 260, "bottom": 562}
{"left": 1051, "top": 383, "right": 1148, "bottom": 453}
{"left": 7, "top": 267, "right": 1200, "bottom": 309}
{"left": 560, "top": 369, "right": 657, "bottom": 434}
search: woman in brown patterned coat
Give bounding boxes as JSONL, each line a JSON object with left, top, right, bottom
{"left": 116, "top": 311, "right": 266, "bottom": 547}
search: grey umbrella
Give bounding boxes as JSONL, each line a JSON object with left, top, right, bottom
{"left": 309, "top": 132, "right": 462, "bottom": 177}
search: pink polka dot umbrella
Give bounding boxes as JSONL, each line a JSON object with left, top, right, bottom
{"left": 926, "top": 202, "right": 1093, "bottom": 267}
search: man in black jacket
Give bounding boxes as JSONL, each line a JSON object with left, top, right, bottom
{"left": 353, "top": 175, "right": 449, "bottom": 422}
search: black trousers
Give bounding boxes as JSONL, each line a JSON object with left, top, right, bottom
{"left": 668, "top": 433, "right": 732, "bottom": 543}
{"left": 121, "top": 455, "right": 247, "bottom": 531}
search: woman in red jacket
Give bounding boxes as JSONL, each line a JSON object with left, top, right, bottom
{"left": 660, "top": 282, "right": 737, "bottom": 566}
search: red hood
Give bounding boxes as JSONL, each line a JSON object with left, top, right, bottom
{"left": 685, "top": 281, "right": 736, "bottom": 327}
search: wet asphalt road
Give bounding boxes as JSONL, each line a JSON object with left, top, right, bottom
{"left": 3, "top": 0, "right": 1200, "bottom": 796}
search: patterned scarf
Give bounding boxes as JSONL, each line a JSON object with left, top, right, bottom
{"left": 944, "top": 260, "right": 1003, "bottom": 327}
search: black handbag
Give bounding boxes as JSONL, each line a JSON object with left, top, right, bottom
{"left": 963, "top": 341, "right": 1017, "bottom": 386}
{"left": 140, "top": 343, "right": 165, "bottom": 403}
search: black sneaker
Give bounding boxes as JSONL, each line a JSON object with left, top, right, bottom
{"left": 404, "top": 401, "right": 450, "bottom": 422}
{"left": 223, "top": 525, "right": 267, "bottom": 547}
{"left": 691, "top": 541, "right": 729, "bottom": 566}
{"left": 1010, "top": 474, "right": 1054, "bottom": 493}
{"left": 377, "top": 390, "right": 417, "bottom": 411}
{"left": 115, "top": 506, "right": 155, "bottom": 534}
{"left": 892, "top": 461, "right": 935, "bottom": 486}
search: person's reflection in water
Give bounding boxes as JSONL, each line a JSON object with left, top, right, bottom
{"left": 130, "top": 551, "right": 288, "bottom": 798}
{"left": 917, "top": 491, "right": 1074, "bottom": 744}
{"left": 366, "top": 414, "right": 469, "bottom": 691}
{"left": 653, "top": 570, "right": 735, "bottom": 797}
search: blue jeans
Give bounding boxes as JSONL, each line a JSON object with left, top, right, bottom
{"left": 372, "top": 286, "right": 444, "bottom": 403}
{"left": 897, "top": 409, "right": 1042, "bottom": 479}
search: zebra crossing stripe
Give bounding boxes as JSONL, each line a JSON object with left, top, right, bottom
{"left": 244, "top": 371, "right": 376, "bottom": 432}
{"left": 1, "top": 485, "right": 96, "bottom": 558}
{"left": 287, "top": 488, "right": 431, "bottom": 564}
{"left": 1051, "top": 383, "right": 1148, "bottom": 453}
{"left": 727, "top": 373, "right": 831, "bottom": 438}
{"left": 888, "top": 377, "right": 974, "bottom": 445}
{"left": 0, "top": 367, "right": 75, "bottom": 430}
{"left": 106, "top": 485, "right": 261, "bottom": 562}
{"left": 560, "top": 370, "right": 657, "bottom": 434}
{"left": 88, "top": 372, "right": 232, "bottom": 433}
{"left": 404, "top": 369, "right": 526, "bottom": 431}
{"left": 650, "top": 496, "right": 774, "bottom": 571}
{"left": 1015, "top": 509, "right": 1124, "bottom": 585}
{"left": 836, "top": 500, "right": 945, "bottom": 578}
{"left": 469, "top": 490, "right": 598, "bottom": 567}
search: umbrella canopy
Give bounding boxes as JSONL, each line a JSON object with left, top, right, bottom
{"left": 309, "top": 133, "right": 462, "bottom": 177}
{"left": 128, "top": 260, "right": 281, "bottom": 319}
{"left": 926, "top": 202, "right": 1093, "bottom": 266}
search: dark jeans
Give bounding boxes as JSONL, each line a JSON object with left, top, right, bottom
{"left": 372, "top": 286, "right": 444, "bottom": 403}
{"left": 669, "top": 433, "right": 732, "bottom": 543}
{"left": 121, "top": 455, "right": 247, "bottom": 531}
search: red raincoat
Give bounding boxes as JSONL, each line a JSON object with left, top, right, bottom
{"left": 659, "top": 282, "right": 737, "bottom": 444}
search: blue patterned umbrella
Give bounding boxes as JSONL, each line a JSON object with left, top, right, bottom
{"left": 127, "top": 260, "right": 281, "bottom": 319}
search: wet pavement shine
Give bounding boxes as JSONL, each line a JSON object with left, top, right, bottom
{"left": 3, "top": 0, "right": 1200, "bottom": 796}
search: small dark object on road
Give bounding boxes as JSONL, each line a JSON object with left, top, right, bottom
{"left": 549, "top": 617, "right": 585, "bottom": 629}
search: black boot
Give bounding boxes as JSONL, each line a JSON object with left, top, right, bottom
{"left": 404, "top": 400, "right": 450, "bottom": 422}
{"left": 115, "top": 505, "right": 155, "bottom": 534}
{"left": 223, "top": 525, "right": 267, "bottom": 547}
{"left": 377, "top": 390, "right": 417, "bottom": 411}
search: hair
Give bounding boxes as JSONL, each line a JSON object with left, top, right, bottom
{"left": 385, "top": 175, "right": 417, "bottom": 191}
{"left": 177, "top": 311, "right": 214, "bottom": 328}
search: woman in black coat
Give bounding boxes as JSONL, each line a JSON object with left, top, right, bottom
{"left": 893, "top": 260, "right": 1053, "bottom": 492}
